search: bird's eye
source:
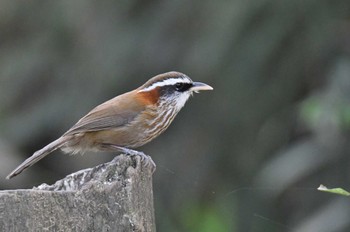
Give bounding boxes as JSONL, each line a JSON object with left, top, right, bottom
{"left": 175, "top": 83, "right": 185, "bottom": 91}
{"left": 173, "top": 82, "right": 192, "bottom": 92}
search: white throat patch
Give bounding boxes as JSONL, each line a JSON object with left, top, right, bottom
{"left": 173, "top": 91, "right": 191, "bottom": 111}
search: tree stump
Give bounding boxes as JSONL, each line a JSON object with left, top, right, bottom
{"left": 0, "top": 154, "right": 156, "bottom": 232}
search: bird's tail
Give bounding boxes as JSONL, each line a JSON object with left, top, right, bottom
{"left": 6, "top": 136, "right": 68, "bottom": 179}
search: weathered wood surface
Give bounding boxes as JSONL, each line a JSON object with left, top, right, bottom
{"left": 0, "top": 154, "right": 156, "bottom": 232}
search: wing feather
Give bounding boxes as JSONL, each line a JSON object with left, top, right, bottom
{"left": 64, "top": 91, "right": 144, "bottom": 135}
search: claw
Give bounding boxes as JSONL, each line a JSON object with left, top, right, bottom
{"left": 106, "top": 145, "right": 156, "bottom": 173}
{"left": 131, "top": 151, "right": 156, "bottom": 173}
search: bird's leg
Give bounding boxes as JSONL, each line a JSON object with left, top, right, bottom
{"left": 100, "top": 144, "right": 156, "bottom": 173}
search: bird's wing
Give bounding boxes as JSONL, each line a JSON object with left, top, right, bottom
{"left": 65, "top": 114, "right": 132, "bottom": 135}
{"left": 64, "top": 92, "right": 144, "bottom": 135}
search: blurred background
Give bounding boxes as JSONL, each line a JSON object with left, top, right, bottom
{"left": 1, "top": 1, "right": 350, "bottom": 231}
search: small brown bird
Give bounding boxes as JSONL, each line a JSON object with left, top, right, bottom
{"left": 7, "top": 71, "right": 213, "bottom": 179}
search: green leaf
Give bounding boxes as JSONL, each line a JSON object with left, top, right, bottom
{"left": 318, "top": 185, "right": 350, "bottom": 196}
{"left": 182, "top": 202, "right": 231, "bottom": 232}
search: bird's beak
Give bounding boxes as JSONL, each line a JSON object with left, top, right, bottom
{"left": 190, "top": 82, "right": 213, "bottom": 93}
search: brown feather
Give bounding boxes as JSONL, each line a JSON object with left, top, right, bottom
{"left": 135, "top": 87, "right": 160, "bottom": 105}
{"left": 64, "top": 90, "right": 145, "bottom": 135}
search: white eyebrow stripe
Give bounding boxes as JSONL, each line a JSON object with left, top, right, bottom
{"left": 139, "top": 77, "right": 192, "bottom": 92}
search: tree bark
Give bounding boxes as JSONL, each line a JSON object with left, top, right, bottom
{"left": 0, "top": 154, "right": 156, "bottom": 232}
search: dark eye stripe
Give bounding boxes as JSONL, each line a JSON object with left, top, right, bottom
{"left": 174, "top": 83, "right": 192, "bottom": 92}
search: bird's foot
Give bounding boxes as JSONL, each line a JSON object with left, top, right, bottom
{"left": 111, "top": 146, "right": 156, "bottom": 173}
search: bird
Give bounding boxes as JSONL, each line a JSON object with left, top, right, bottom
{"left": 6, "top": 71, "right": 213, "bottom": 179}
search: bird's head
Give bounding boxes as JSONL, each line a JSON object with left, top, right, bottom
{"left": 137, "top": 71, "right": 213, "bottom": 111}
